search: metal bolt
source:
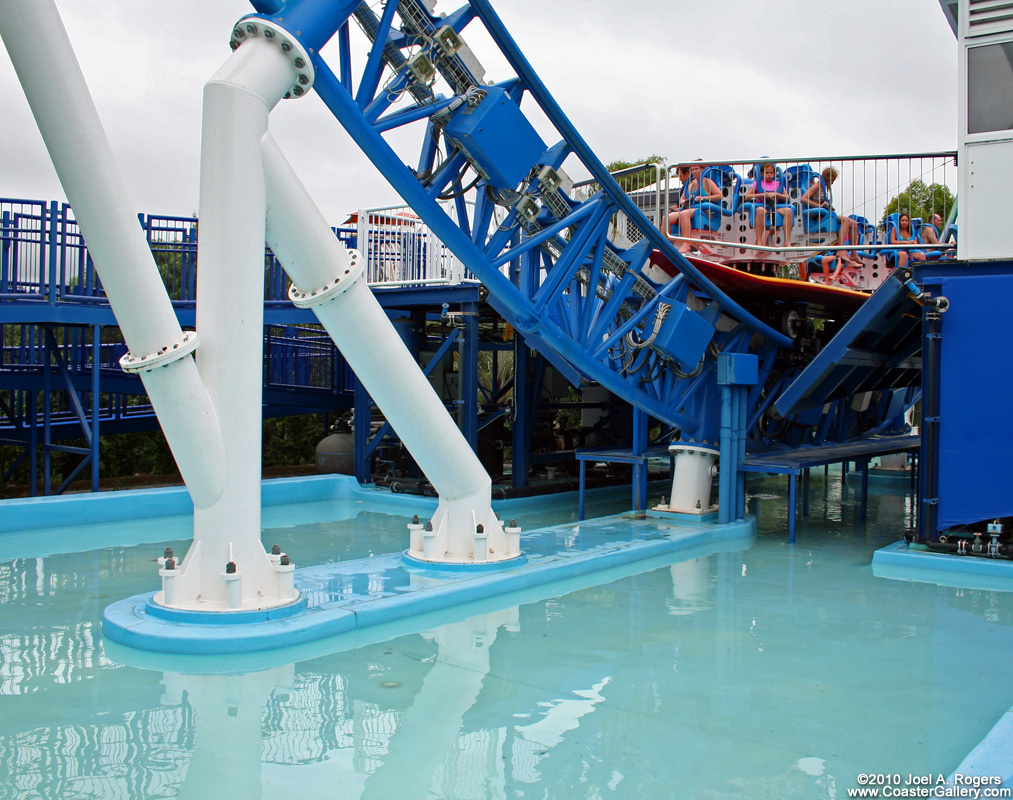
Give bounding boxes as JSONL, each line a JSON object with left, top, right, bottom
{"left": 293, "top": 86, "right": 304, "bottom": 96}
{"left": 424, "top": 520, "right": 433, "bottom": 531}
{"left": 246, "top": 23, "right": 257, "bottom": 34}
{"left": 280, "top": 554, "right": 290, "bottom": 566}
{"left": 476, "top": 523, "right": 485, "bottom": 533}
{"left": 412, "top": 514, "right": 420, "bottom": 525}
{"left": 281, "top": 42, "right": 292, "bottom": 52}
{"left": 165, "top": 557, "right": 176, "bottom": 570}
{"left": 271, "top": 544, "right": 281, "bottom": 555}
{"left": 225, "top": 561, "right": 237, "bottom": 574}
{"left": 233, "top": 28, "right": 244, "bottom": 38}
{"left": 294, "top": 57, "right": 305, "bottom": 68}
{"left": 509, "top": 519, "right": 517, "bottom": 528}
{"left": 298, "top": 74, "right": 309, "bottom": 85}
{"left": 264, "top": 28, "right": 274, "bottom": 39}
{"left": 164, "top": 547, "right": 174, "bottom": 560}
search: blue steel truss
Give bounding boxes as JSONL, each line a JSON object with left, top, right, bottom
{"left": 1, "top": 0, "right": 928, "bottom": 496}
{"left": 241, "top": 0, "right": 916, "bottom": 452}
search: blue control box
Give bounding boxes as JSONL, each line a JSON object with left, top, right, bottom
{"left": 652, "top": 301, "right": 715, "bottom": 371}
{"left": 445, "top": 86, "right": 546, "bottom": 190}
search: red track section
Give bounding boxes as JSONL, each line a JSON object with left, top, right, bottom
{"left": 649, "top": 251, "right": 867, "bottom": 314}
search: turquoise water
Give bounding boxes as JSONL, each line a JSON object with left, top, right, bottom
{"left": 1, "top": 474, "right": 1012, "bottom": 799}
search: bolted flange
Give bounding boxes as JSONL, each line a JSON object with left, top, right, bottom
{"left": 230, "top": 15, "right": 315, "bottom": 99}
{"left": 288, "top": 250, "right": 364, "bottom": 308}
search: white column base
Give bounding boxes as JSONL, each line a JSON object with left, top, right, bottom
{"left": 404, "top": 489, "right": 522, "bottom": 565}
{"left": 654, "top": 443, "right": 720, "bottom": 515}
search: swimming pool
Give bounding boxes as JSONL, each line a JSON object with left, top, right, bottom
{"left": 1, "top": 473, "right": 1011, "bottom": 799}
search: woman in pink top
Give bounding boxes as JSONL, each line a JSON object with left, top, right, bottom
{"left": 744, "top": 163, "right": 793, "bottom": 250}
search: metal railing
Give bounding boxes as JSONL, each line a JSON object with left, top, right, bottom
{"left": 571, "top": 152, "right": 957, "bottom": 290}
{"left": 0, "top": 198, "right": 362, "bottom": 305}
{"left": 1, "top": 196, "right": 487, "bottom": 303}
{"left": 356, "top": 201, "right": 479, "bottom": 286}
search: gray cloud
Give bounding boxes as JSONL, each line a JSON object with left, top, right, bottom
{"left": 1, "top": 0, "right": 957, "bottom": 223}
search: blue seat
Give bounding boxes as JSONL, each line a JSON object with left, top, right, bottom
{"left": 844, "top": 215, "right": 877, "bottom": 259}
{"left": 881, "top": 213, "right": 929, "bottom": 267}
{"left": 913, "top": 219, "right": 945, "bottom": 260}
{"left": 671, "top": 165, "right": 741, "bottom": 233}
{"left": 784, "top": 164, "right": 848, "bottom": 236}
{"left": 691, "top": 165, "right": 741, "bottom": 230}
{"left": 805, "top": 254, "right": 825, "bottom": 274}
{"left": 740, "top": 163, "right": 792, "bottom": 230}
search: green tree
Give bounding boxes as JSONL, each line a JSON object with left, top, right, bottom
{"left": 882, "top": 179, "right": 955, "bottom": 223}
{"left": 588, "top": 155, "right": 666, "bottom": 194}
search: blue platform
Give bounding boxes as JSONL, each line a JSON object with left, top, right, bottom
{"left": 103, "top": 510, "right": 755, "bottom": 655}
{"left": 740, "top": 435, "right": 920, "bottom": 543}
{"left": 873, "top": 539, "right": 1013, "bottom": 592}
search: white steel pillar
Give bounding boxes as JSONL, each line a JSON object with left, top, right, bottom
{"left": 167, "top": 31, "right": 303, "bottom": 609}
{"left": 0, "top": 0, "right": 226, "bottom": 509}
{"left": 262, "top": 136, "right": 518, "bottom": 564}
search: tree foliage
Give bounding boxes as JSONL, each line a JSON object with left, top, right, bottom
{"left": 587, "top": 155, "right": 666, "bottom": 195}
{"left": 882, "top": 179, "right": 954, "bottom": 223}
{"left": 0, "top": 413, "right": 330, "bottom": 497}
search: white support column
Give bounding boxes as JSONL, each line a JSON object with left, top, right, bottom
{"left": 262, "top": 136, "right": 518, "bottom": 564}
{"left": 655, "top": 443, "right": 719, "bottom": 515}
{"left": 165, "top": 34, "right": 301, "bottom": 609}
{"left": 0, "top": 0, "right": 226, "bottom": 509}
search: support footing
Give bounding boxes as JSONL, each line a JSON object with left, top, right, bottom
{"left": 103, "top": 513, "right": 755, "bottom": 656}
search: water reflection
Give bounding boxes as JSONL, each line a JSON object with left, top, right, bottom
{"left": 2, "top": 503, "right": 1013, "bottom": 798}
{"left": 165, "top": 667, "right": 293, "bottom": 800}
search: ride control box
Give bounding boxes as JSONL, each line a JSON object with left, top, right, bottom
{"left": 445, "top": 85, "right": 546, "bottom": 190}
{"left": 652, "top": 301, "right": 714, "bottom": 371}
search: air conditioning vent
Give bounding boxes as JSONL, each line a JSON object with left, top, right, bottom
{"left": 968, "top": 0, "right": 1013, "bottom": 36}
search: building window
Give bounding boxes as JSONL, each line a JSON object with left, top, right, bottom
{"left": 968, "top": 41, "right": 1013, "bottom": 134}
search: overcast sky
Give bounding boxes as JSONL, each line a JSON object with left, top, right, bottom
{"left": 0, "top": 0, "right": 957, "bottom": 223}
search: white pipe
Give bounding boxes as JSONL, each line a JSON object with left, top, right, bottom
{"left": 168, "top": 36, "right": 297, "bottom": 607}
{"left": 263, "top": 135, "right": 489, "bottom": 499}
{"left": 0, "top": 0, "right": 225, "bottom": 508}
{"left": 262, "top": 136, "right": 512, "bottom": 561}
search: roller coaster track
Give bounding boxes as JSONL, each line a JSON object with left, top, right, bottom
{"left": 244, "top": 0, "right": 911, "bottom": 445}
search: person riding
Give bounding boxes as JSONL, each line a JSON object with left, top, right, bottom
{"left": 888, "top": 212, "right": 926, "bottom": 268}
{"left": 801, "top": 166, "right": 861, "bottom": 263}
{"left": 744, "top": 163, "right": 793, "bottom": 251}
{"left": 667, "top": 162, "right": 722, "bottom": 254}
{"left": 921, "top": 212, "right": 943, "bottom": 245}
